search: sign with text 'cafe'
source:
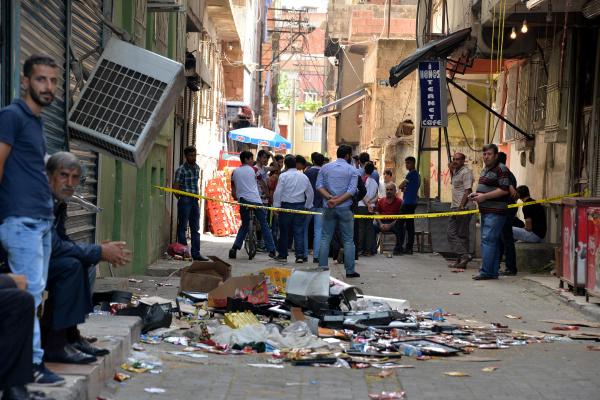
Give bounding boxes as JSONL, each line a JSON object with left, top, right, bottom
{"left": 418, "top": 61, "right": 448, "bottom": 128}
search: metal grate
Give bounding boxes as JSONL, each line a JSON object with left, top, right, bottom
{"left": 70, "top": 59, "right": 167, "bottom": 147}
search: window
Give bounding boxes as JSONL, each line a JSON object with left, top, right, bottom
{"left": 303, "top": 121, "right": 322, "bottom": 142}
{"left": 304, "top": 91, "right": 318, "bottom": 103}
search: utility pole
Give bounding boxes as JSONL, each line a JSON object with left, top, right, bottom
{"left": 289, "top": 74, "right": 297, "bottom": 151}
{"left": 386, "top": 0, "right": 391, "bottom": 38}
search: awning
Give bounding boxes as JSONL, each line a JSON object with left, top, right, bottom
{"left": 227, "top": 127, "right": 292, "bottom": 150}
{"left": 314, "top": 88, "right": 368, "bottom": 119}
{"left": 388, "top": 28, "right": 472, "bottom": 87}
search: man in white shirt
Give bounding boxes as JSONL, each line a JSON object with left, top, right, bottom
{"left": 273, "top": 156, "right": 314, "bottom": 263}
{"left": 357, "top": 162, "right": 379, "bottom": 256}
{"left": 229, "top": 151, "right": 276, "bottom": 259}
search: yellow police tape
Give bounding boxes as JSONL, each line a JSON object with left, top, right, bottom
{"left": 154, "top": 186, "right": 585, "bottom": 220}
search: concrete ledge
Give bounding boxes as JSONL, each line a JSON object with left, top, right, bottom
{"left": 147, "top": 259, "right": 187, "bottom": 277}
{"left": 524, "top": 275, "right": 600, "bottom": 322}
{"left": 29, "top": 315, "right": 142, "bottom": 400}
{"left": 516, "top": 242, "right": 555, "bottom": 273}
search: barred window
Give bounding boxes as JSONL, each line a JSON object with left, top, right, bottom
{"left": 303, "top": 121, "right": 322, "bottom": 142}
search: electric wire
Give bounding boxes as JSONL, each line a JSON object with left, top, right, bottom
{"left": 447, "top": 81, "right": 478, "bottom": 152}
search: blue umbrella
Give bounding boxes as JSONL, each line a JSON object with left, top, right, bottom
{"left": 228, "top": 127, "right": 292, "bottom": 150}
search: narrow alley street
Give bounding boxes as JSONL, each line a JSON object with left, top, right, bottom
{"left": 98, "top": 237, "right": 600, "bottom": 400}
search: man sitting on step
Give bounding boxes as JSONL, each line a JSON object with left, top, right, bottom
{"left": 41, "top": 152, "right": 131, "bottom": 364}
{"left": 512, "top": 185, "right": 547, "bottom": 243}
{"left": 372, "top": 183, "right": 403, "bottom": 255}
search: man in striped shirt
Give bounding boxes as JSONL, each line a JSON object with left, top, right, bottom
{"left": 470, "top": 144, "right": 511, "bottom": 280}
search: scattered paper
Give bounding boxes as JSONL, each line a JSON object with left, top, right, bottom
{"left": 444, "top": 371, "right": 470, "bottom": 377}
{"left": 586, "top": 345, "right": 600, "bottom": 351}
{"left": 482, "top": 366, "right": 498, "bottom": 372}
{"left": 368, "top": 392, "right": 405, "bottom": 400}
{"left": 371, "top": 363, "right": 414, "bottom": 369}
{"left": 166, "top": 351, "right": 208, "bottom": 359}
{"left": 552, "top": 325, "right": 579, "bottom": 331}
{"left": 450, "top": 269, "right": 465, "bottom": 273}
{"left": 114, "top": 372, "right": 130, "bottom": 382}
{"left": 132, "top": 343, "right": 145, "bottom": 351}
{"left": 448, "top": 292, "right": 461, "bottom": 295}
{"left": 248, "top": 363, "right": 285, "bottom": 368}
{"left": 144, "top": 387, "right": 166, "bottom": 394}
{"left": 505, "top": 314, "right": 522, "bottom": 319}
{"left": 378, "top": 369, "right": 395, "bottom": 378}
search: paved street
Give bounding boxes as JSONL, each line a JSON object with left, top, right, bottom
{"left": 101, "top": 236, "right": 600, "bottom": 400}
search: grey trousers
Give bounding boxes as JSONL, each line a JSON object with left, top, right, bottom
{"left": 447, "top": 211, "right": 472, "bottom": 258}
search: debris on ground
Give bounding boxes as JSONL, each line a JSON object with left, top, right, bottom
{"left": 95, "top": 262, "right": 579, "bottom": 390}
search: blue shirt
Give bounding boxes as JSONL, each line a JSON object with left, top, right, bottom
{"left": 174, "top": 162, "right": 200, "bottom": 194}
{"left": 0, "top": 100, "right": 53, "bottom": 222}
{"left": 305, "top": 166, "right": 323, "bottom": 208}
{"left": 316, "top": 158, "right": 359, "bottom": 208}
{"left": 403, "top": 169, "right": 420, "bottom": 205}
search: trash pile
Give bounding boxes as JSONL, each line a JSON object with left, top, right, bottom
{"left": 93, "top": 256, "right": 578, "bottom": 382}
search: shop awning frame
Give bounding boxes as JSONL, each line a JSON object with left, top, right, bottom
{"left": 388, "top": 28, "right": 472, "bottom": 87}
{"left": 314, "top": 88, "right": 369, "bottom": 119}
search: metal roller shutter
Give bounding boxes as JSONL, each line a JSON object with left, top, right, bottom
{"left": 67, "top": 0, "right": 103, "bottom": 243}
{"left": 20, "top": 0, "right": 67, "bottom": 153}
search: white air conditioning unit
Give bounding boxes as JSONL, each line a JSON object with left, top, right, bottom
{"left": 68, "top": 38, "right": 185, "bottom": 167}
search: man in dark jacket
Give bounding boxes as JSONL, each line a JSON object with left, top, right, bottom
{"left": 41, "top": 152, "right": 131, "bottom": 364}
{"left": 0, "top": 274, "right": 52, "bottom": 399}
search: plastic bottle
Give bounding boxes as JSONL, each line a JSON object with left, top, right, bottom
{"left": 398, "top": 343, "right": 423, "bottom": 357}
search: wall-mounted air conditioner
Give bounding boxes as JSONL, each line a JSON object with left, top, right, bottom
{"left": 68, "top": 38, "right": 185, "bottom": 167}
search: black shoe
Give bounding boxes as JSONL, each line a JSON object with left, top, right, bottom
{"left": 193, "top": 254, "right": 210, "bottom": 262}
{"left": 1, "top": 386, "right": 52, "bottom": 400}
{"left": 472, "top": 274, "right": 498, "bottom": 280}
{"left": 346, "top": 272, "right": 361, "bottom": 278}
{"left": 72, "top": 338, "right": 109, "bottom": 356}
{"left": 228, "top": 248, "right": 237, "bottom": 259}
{"left": 268, "top": 251, "right": 277, "bottom": 259}
{"left": 274, "top": 256, "right": 287, "bottom": 263}
{"left": 313, "top": 258, "right": 319, "bottom": 263}
{"left": 393, "top": 250, "right": 404, "bottom": 256}
{"left": 499, "top": 270, "right": 517, "bottom": 276}
{"left": 295, "top": 257, "right": 304, "bottom": 263}
{"left": 404, "top": 249, "right": 413, "bottom": 255}
{"left": 32, "top": 363, "right": 65, "bottom": 387}
{"left": 303, "top": 257, "right": 308, "bottom": 262}
{"left": 44, "top": 344, "right": 97, "bottom": 365}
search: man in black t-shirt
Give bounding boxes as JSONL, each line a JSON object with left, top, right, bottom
{"left": 513, "top": 186, "right": 546, "bottom": 243}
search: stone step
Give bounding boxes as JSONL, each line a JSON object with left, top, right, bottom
{"left": 29, "top": 315, "right": 142, "bottom": 400}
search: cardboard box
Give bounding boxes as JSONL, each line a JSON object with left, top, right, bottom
{"left": 179, "top": 256, "right": 232, "bottom": 293}
{"left": 208, "top": 275, "right": 268, "bottom": 308}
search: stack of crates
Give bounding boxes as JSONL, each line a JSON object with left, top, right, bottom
{"left": 205, "top": 172, "right": 241, "bottom": 236}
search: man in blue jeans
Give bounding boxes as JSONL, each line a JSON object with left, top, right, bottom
{"left": 316, "top": 145, "right": 360, "bottom": 278}
{"left": 229, "top": 151, "right": 277, "bottom": 259}
{"left": 0, "top": 55, "right": 64, "bottom": 386}
{"left": 397, "top": 156, "right": 420, "bottom": 255}
{"left": 470, "top": 144, "right": 511, "bottom": 280}
{"left": 304, "top": 152, "right": 325, "bottom": 263}
{"left": 174, "top": 146, "right": 209, "bottom": 262}
{"left": 273, "top": 156, "right": 313, "bottom": 263}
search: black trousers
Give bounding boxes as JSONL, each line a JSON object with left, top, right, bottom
{"left": 0, "top": 288, "right": 34, "bottom": 389}
{"left": 397, "top": 204, "right": 418, "bottom": 251}
{"left": 41, "top": 257, "right": 93, "bottom": 351}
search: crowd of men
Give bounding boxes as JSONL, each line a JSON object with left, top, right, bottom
{"left": 223, "top": 143, "right": 547, "bottom": 283}
{"left": 0, "top": 56, "right": 131, "bottom": 400}
{"left": 225, "top": 144, "right": 423, "bottom": 278}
